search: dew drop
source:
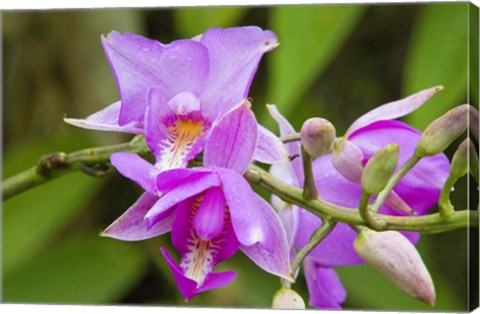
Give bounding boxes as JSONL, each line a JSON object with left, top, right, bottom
{"left": 141, "top": 47, "right": 151, "bottom": 52}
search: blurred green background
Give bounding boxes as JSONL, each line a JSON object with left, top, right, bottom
{"left": 2, "top": 3, "right": 478, "bottom": 310}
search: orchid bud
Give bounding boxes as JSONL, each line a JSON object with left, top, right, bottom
{"left": 361, "top": 144, "right": 399, "bottom": 195}
{"left": 449, "top": 139, "right": 474, "bottom": 179}
{"left": 416, "top": 104, "right": 469, "bottom": 157}
{"left": 470, "top": 105, "right": 479, "bottom": 142}
{"left": 354, "top": 229, "right": 435, "bottom": 306}
{"left": 300, "top": 117, "right": 336, "bottom": 157}
{"left": 272, "top": 288, "right": 306, "bottom": 309}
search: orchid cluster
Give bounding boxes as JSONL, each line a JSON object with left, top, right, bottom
{"left": 65, "top": 26, "right": 473, "bottom": 309}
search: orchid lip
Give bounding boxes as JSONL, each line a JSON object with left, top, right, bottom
{"left": 193, "top": 188, "right": 226, "bottom": 241}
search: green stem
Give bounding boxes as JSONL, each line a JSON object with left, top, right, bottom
{"left": 3, "top": 140, "right": 478, "bottom": 234}
{"left": 290, "top": 219, "right": 337, "bottom": 275}
{"left": 302, "top": 148, "right": 318, "bottom": 200}
{"left": 2, "top": 137, "right": 150, "bottom": 201}
{"left": 359, "top": 193, "right": 386, "bottom": 229}
{"left": 280, "top": 133, "right": 301, "bottom": 144}
{"left": 245, "top": 164, "right": 478, "bottom": 233}
{"left": 370, "top": 155, "right": 421, "bottom": 213}
{"left": 438, "top": 175, "right": 457, "bottom": 219}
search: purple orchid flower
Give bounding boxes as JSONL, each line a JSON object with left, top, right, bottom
{"left": 268, "top": 86, "right": 450, "bottom": 309}
{"left": 101, "top": 100, "right": 292, "bottom": 300}
{"left": 65, "top": 27, "right": 288, "bottom": 170}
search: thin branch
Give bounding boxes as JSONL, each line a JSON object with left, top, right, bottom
{"left": 244, "top": 164, "right": 478, "bottom": 233}
{"left": 302, "top": 148, "right": 318, "bottom": 200}
{"left": 290, "top": 219, "right": 337, "bottom": 275}
{"left": 2, "top": 140, "right": 478, "bottom": 234}
{"left": 280, "top": 133, "right": 301, "bottom": 144}
{"left": 2, "top": 137, "right": 150, "bottom": 200}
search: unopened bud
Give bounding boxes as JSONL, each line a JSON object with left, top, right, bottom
{"left": 450, "top": 139, "right": 474, "bottom": 179}
{"left": 416, "top": 104, "right": 469, "bottom": 157}
{"left": 470, "top": 106, "right": 479, "bottom": 142}
{"left": 300, "top": 117, "right": 336, "bottom": 157}
{"left": 354, "top": 230, "right": 435, "bottom": 306}
{"left": 361, "top": 144, "right": 399, "bottom": 195}
{"left": 272, "top": 288, "right": 306, "bottom": 309}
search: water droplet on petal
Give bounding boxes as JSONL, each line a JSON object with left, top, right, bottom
{"left": 141, "top": 47, "right": 151, "bottom": 52}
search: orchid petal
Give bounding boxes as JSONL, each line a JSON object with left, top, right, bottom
{"left": 102, "top": 32, "right": 209, "bottom": 125}
{"left": 331, "top": 139, "right": 364, "bottom": 183}
{"left": 167, "top": 91, "right": 201, "bottom": 115}
{"left": 267, "top": 105, "right": 304, "bottom": 186}
{"left": 155, "top": 167, "right": 212, "bottom": 194}
{"left": 200, "top": 27, "right": 278, "bottom": 120}
{"left": 145, "top": 172, "right": 221, "bottom": 228}
{"left": 303, "top": 257, "right": 346, "bottom": 309}
{"left": 269, "top": 163, "right": 298, "bottom": 221}
{"left": 193, "top": 187, "right": 226, "bottom": 240}
{"left": 160, "top": 247, "right": 237, "bottom": 301}
{"left": 64, "top": 101, "right": 143, "bottom": 134}
{"left": 385, "top": 190, "right": 415, "bottom": 215}
{"left": 347, "top": 86, "right": 443, "bottom": 136}
{"left": 254, "top": 125, "right": 289, "bottom": 164}
{"left": 204, "top": 100, "right": 257, "bottom": 173}
{"left": 145, "top": 88, "right": 207, "bottom": 170}
{"left": 218, "top": 169, "right": 264, "bottom": 247}
{"left": 278, "top": 205, "right": 300, "bottom": 250}
{"left": 166, "top": 195, "right": 239, "bottom": 299}
{"left": 269, "top": 162, "right": 300, "bottom": 250}
{"left": 160, "top": 247, "right": 201, "bottom": 301}
{"left": 195, "top": 271, "right": 237, "bottom": 294}
{"left": 240, "top": 195, "right": 293, "bottom": 281}
{"left": 101, "top": 192, "right": 173, "bottom": 241}
{"left": 172, "top": 195, "right": 239, "bottom": 263}
{"left": 110, "top": 152, "right": 156, "bottom": 194}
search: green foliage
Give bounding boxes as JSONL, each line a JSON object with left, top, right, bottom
{"left": 174, "top": 6, "right": 247, "bottom": 37}
{"left": 267, "top": 5, "right": 364, "bottom": 122}
{"left": 470, "top": 4, "right": 479, "bottom": 107}
{"left": 3, "top": 232, "right": 148, "bottom": 303}
{"left": 2, "top": 136, "right": 103, "bottom": 275}
{"left": 403, "top": 3, "right": 469, "bottom": 130}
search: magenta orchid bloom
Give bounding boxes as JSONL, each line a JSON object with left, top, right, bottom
{"left": 65, "top": 27, "right": 287, "bottom": 170}
{"left": 101, "top": 100, "right": 292, "bottom": 300}
{"left": 268, "top": 86, "right": 450, "bottom": 309}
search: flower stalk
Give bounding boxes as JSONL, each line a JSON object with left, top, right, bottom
{"left": 2, "top": 140, "right": 478, "bottom": 233}
{"left": 302, "top": 148, "right": 318, "bottom": 200}
{"left": 370, "top": 155, "right": 421, "bottom": 213}
{"left": 290, "top": 219, "right": 337, "bottom": 275}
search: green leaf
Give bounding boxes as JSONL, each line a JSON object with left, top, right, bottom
{"left": 3, "top": 135, "right": 104, "bottom": 275}
{"left": 3, "top": 232, "right": 148, "bottom": 304}
{"left": 267, "top": 5, "right": 365, "bottom": 118}
{"left": 403, "top": 3, "right": 468, "bottom": 130}
{"left": 174, "top": 7, "right": 248, "bottom": 38}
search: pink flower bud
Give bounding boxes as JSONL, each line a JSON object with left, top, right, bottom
{"left": 354, "top": 230, "right": 435, "bottom": 306}
{"left": 272, "top": 288, "right": 306, "bottom": 309}
{"left": 416, "top": 104, "right": 469, "bottom": 157}
{"left": 301, "top": 117, "right": 336, "bottom": 157}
